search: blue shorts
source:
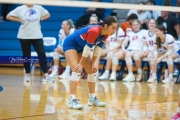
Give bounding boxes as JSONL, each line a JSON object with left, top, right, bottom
{"left": 63, "top": 34, "right": 86, "bottom": 53}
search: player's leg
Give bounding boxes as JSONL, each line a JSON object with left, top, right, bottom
{"left": 123, "top": 50, "right": 137, "bottom": 82}
{"left": 65, "top": 50, "right": 83, "bottom": 109}
{"left": 172, "top": 90, "right": 180, "bottom": 120}
{"left": 162, "top": 52, "right": 179, "bottom": 84}
{"left": 109, "top": 50, "right": 125, "bottom": 81}
{"left": 133, "top": 51, "right": 144, "bottom": 82}
{"left": 83, "top": 55, "right": 106, "bottom": 107}
{"left": 99, "top": 49, "right": 119, "bottom": 80}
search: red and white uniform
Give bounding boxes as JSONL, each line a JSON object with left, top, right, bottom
{"left": 155, "top": 34, "right": 179, "bottom": 52}
{"left": 126, "top": 30, "right": 146, "bottom": 51}
{"left": 144, "top": 30, "right": 156, "bottom": 51}
{"left": 107, "top": 27, "right": 125, "bottom": 50}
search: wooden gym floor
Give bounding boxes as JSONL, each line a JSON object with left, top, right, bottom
{"left": 0, "top": 67, "right": 179, "bottom": 120}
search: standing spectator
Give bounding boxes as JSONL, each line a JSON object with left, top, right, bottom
{"left": 127, "top": 2, "right": 147, "bottom": 29}
{"left": 176, "top": 0, "right": 180, "bottom": 27}
{"left": 157, "top": 11, "right": 180, "bottom": 40}
{"left": 0, "top": 4, "right": 10, "bottom": 21}
{"left": 75, "top": 0, "right": 104, "bottom": 28}
{"left": 6, "top": 4, "right": 50, "bottom": 82}
{"left": 120, "top": 13, "right": 138, "bottom": 35}
{"left": 143, "top": 0, "right": 161, "bottom": 23}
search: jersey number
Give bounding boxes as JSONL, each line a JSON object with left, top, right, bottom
{"left": 149, "top": 41, "right": 154, "bottom": 45}
{"left": 132, "top": 36, "right": 138, "bottom": 40}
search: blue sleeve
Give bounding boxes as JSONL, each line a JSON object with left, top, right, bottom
{"left": 97, "top": 41, "right": 104, "bottom": 48}
{"left": 86, "top": 42, "right": 94, "bottom": 48}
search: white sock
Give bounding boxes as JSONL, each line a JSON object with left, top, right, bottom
{"left": 105, "top": 70, "right": 109, "bottom": 74}
{"left": 111, "top": 72, "right": 116, "bottom": 76}
{"left": 138, "top": 69, "right": 142, "bottom": 74}
{"left": 177, "top": 107, "right": 180, "bottom": 112}
{"left": 70, "top": 94, "right": 75, "bottom": 99}
{"left": 169, "top": 74, "right": 173, "bottom": 79}
{"left": 129, "top": 72, "right": 133, "bottom": 76}
{"left": 54, "top": 66, "right": 58, "bottom": 71}
{"left": 65, "top": 66, "right": 70, "bottom": 72}
{"left": 89, "top": 93, "right": 95, "bottom": 98}
{"left": 152, "top": 73, "right": 156, "bottom": 78}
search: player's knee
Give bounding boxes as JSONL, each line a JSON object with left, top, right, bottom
{"left": 147, "top": 54, "right": 153, "bottom": 61}
{"left": 125, "top": 57, "right": 132, "bottom": 65}
{"left": 133, "top": 54, "right": 140, "bottom": 60}
{"left": 53, "top": 51, "right": 59, "bottom": 60}
{"left": 107, "top": 52, "right": 113, "bottom": 59}
{"left": 167, "top": 58, "right": 173, "bottom": 65}
{"left": 70, "top": 72, "right": 81, "bottom": 82}
{"left": 87, "top": 73, "right": 96, "bottom": 82}
{"left": 112, "top": 57, "right": 118, "bottom": 65}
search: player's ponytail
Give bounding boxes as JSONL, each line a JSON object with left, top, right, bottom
{"left": 65, "top": 19, "right": 76, "bottom": 30}
{"left": 100, "top": 16, "right": 118, "bottom": 27}
{"left": 156, "top": 25, "right": 166, "bottom": 49}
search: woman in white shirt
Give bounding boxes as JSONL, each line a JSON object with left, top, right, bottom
{"left": 147, "top": 25, "right": 180, "bottom": 83}
{"left": 49, "top": 20, "right": 75, "bottom": 79}
{"left": 122, "top": 20, "right": 146, "bottom": 82}
{"left": 98, "top": 27, "right": 125, "bottom": 80}
{"left": 6, "top": 4, "right": 50, "bottom": 82}
{"left": 143, "top": 19, "right": 157, "bottom": 77}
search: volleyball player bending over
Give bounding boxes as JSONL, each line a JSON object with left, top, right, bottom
{"left": 63, "top": 16, "right": 118, "bottom": 109}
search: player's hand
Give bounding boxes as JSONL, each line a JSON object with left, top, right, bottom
{"left": 92, "top": 64, "right": 98, "bottom": 73}
{"left": 143, "top": 51, "right": 148, "bottom": 56}
{"left": 75, "top": 64, "right": 83, "bottom": 73}
{"left": 156, "top": 57, "right": 162, "bottom": 64}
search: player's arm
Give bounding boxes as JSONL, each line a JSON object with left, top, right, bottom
{"left": 158, "top": 45, "right": 173, "bottom": 60}
{"left": 105, "top": 39, "right": 110, "bottom": 51}
{"left": 153, "top": 44, "right": 158, "bottom": 59}
{"left": 91, "top": 40, "right": 104, "bottom": 65}
{"left": 121, "top": 36, "right": 129, "bottom": 51}
{"left": 78, "top": 31, "right": 98, "bottom": 66}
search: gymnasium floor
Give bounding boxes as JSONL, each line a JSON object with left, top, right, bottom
{"left": 0, "top": 67, "right": 179, "bottom": 120}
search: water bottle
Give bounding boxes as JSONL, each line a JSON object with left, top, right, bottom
{"left": 143, "top": 71, "right": 149, "bottom": 81}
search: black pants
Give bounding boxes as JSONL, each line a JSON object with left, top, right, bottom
{"left": 1, "top": 4, "right": 9, "bottom": 19}
{"left": 19, "top": 39, "right": 48, "bottom": 74}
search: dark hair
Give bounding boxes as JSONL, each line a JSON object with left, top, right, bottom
{"left": 156, "top": 25, "right": 166, "bottom": 49}
{"left": 138, "top": 1, "right": 145, "bottom": 5}
{"left": 126, "top": 13, "right": 138, "bottom": 22}
{"left": 99, "top": 16, "right": 118, "bottom": 27}
{"left": 164, "top": 0, "right": 171, "bottom": 6}
{"left": 146, "top": 0, "right": 156, "bottom": 5}
{"left": 64, "top": 19, "right": 75, "bottom": 29}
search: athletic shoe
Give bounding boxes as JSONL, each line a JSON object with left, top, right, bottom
{"left": 136, "top": 72, "right": 143, "bottom": 82}
{"left": 162, "top": 77, "right": 173, "bottom": 84}
{"left": 88, "top": 96, "right": 106, "bottom": 107}
{"left": 109, "top": 74, "right": 116, "bottom": 81}
{"left": 123, "top": 74, "right": 135, "bottom": 82}
{"left": 49, "top": 70, "right": 58, "bottom": 78}
{"left": 98, "top": 72, "right": 109, "bottom": 80}
{"left": 68, "top": 97, "right": 83, "bottom": 110}
{"left": 25, "top": 74, "right": 31, "bottom": 82}
{"left": 42, "top": 76, "right": 54, "bottom": 82}
{"left": 59, "top": 71, "right": 70, "bottom": 79}
{"left": 147, "top": 77, "right": 157, "bottom": 83}
{"left": 172, "top": 113, "right": 180, "bottom": 120}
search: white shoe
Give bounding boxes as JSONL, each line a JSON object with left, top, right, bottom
{"left": 49, "top": 70, "right": 58, "bottom": 78}
{"left": 109, "top": 74, "right": 116, "bottom": 81}
{"left": 98, "top": 72, "right": 109, "bottom": 80}
{"left": 68, "top": 97, "right": 83, "bottom": 110}
{"left": 42, "top": 76, "right": 54, "bottom": 82}
{"left": 136, "top": 72, "right": 143, "bottom": 82}
{"left": 88, "top": 96, "right": 106, "bottom": 107}
{"left": 59, "top": 71, "right": 70, "bottom": 79}
{"left": 147, "top": 77, "right": 157, "bottom": 83}
{"left": 162, "top": 77, "right": 173, "bottom": 84}
{"left": 25, "top": 74, "right": 31, "bottom": 82}
{"left": 173, "top": 69, "right": 178, "bottom": 76}
{"left": 123, "top": 74, "right": 135, "bottom": 82}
